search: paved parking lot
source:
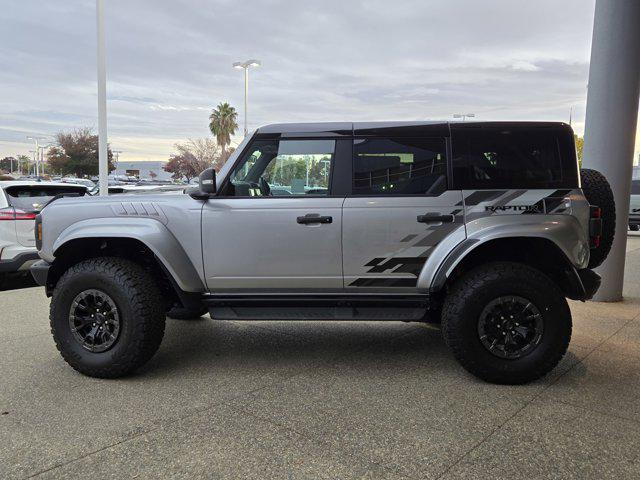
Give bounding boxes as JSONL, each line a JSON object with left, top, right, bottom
{"left": 2, "top": 234, "right": 640, "bottom": 479}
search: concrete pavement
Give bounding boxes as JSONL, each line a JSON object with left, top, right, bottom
{"left": 1, "top": 233, "right": 639, "bottom": 479}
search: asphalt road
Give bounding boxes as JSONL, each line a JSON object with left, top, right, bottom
{"left": 2, "top": 234, "right": 640, "bottom": 479}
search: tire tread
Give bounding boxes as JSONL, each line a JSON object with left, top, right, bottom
{"left": 442, "top": 262, "right": 571, "bottom": 384}
{"left": 50, "top": 257, "right": 165, "bottom": 378}
{"left": 580, "top": 168, "right": 615, "bottom": 269}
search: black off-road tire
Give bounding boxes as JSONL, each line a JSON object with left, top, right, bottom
{"left": 442, "top": 262, "right": 572, "bottom": 385}
{"left": 50, "top": 257, "right": 165, "bottom": 378}
{"left": 167, "top": 306, "right": 208, "bottom": 320}
{"left": 630, "top": 224, "right": 639, "bottom": 232}
{"left": 580, "top": 168, "right": 615, "bottom": 268}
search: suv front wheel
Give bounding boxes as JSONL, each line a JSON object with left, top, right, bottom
{"left": 442, "top": 262, "right": 571, "bottom": 384}
{"left": 50, "top": 257, "right": 166, "bottom": 378}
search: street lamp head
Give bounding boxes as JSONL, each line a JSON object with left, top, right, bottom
{"left": 452, "top": 114, "right": 462, "bottom": 119}
{"left": 233, "top": 59, "right": 262, "bottom": 69}
{"left": 466, "top": 113, "right": 476, "bottom": 118}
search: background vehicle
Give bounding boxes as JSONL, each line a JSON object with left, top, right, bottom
{"left": 1, "top": 181, "right": 86, "bottom": 288}
{"left": 31, "top": 121, "right": 614, "bottom": 384}
{"left": 62, "top": 177, "right": 96, "bottom": 189}
{"left": 107, "top": 184, "right": 185, "bottom": 195}
{"left": 629, "top": 179, "right": 640, "bottom": 231}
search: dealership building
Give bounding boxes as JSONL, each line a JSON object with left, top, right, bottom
{"left": 112, "top": 161, "right": 173, "bottom": 181}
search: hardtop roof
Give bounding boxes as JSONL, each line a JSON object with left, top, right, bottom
{"left": 256, "top": 121, "right": 571, "bottom": 136}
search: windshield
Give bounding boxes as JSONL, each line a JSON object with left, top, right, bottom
{"left": 5, "top": 185, "right": 86, "bottom": 211}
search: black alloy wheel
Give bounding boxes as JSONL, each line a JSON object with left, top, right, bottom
{"left": 477, "top": 295, "right": 543, "bottom": 359}
{"left": 68, "top": 289, "right": 121, "bottom": 353}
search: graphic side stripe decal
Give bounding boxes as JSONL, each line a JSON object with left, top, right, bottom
{"left": 349, "top": 278, "right": 417, "bottom": 287}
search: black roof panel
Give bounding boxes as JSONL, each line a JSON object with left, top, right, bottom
{"left": 256, "top": 121, "right": 571, "bottom": 136}
{"left": 257, "top": 122, "right": 352, "bottom": 137}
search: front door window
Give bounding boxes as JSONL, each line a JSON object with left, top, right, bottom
{"left": 227, "top": 139, "right": 335, "bottom": 197}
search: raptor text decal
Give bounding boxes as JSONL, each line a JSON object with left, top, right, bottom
{"left": 485, "top": 205, "right": 542, "bottom": 213}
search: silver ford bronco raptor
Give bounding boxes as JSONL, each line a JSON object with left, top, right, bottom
{"left": 30, "top": 121, "right": 615, "bottom": 384}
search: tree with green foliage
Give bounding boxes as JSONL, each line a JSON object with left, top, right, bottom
{"left": 46, "top": 128, "right": 114, "bottom": 176}
{"left": 209, "top": 102, "right": 238, "bottom": 161}
{"left": 0, "top": 156, "right": 17, "bottom": 173}
{"left": 574, "top": 134, "right": 584, "bottom": 166}
{"left": 0, "top": 156, "right": 34, "bottom": 175}
{"left": 16, "top": 155, "right": 32, "bottom": 175}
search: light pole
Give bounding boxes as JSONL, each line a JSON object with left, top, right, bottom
{"left": 233, "top": 59, "right": 261, "bottom": 137}
{"left": 112, "top": 150, "right": 123, "bottom": 173}
{"left": 39, "top": 143, "right": 55, "bottom": 176}
{"left": 453, "top": 113, "right": 476, "bottom": 122}
{"left": 27, "top": 136, "right": 46, "bottom": 177}
{"left": 96, "top": 0, "right": 108, "bottom": 196}
{"left": 28, "top": 151, "right": 35, "bottom": 175}
{"left": 39, "top": 146, "right": 45, "bottom": 176}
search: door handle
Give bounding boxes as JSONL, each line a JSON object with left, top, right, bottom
{"left": 297, "top": 214, "right": 333, "bottom": 225}
{"left": 417, "top": 213, "right": 455, "bottom": 224}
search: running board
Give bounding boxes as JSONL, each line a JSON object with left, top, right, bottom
{"left": 203, "top": 294, "right": 430, "bottom": 321}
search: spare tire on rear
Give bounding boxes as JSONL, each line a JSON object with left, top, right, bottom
{"left": 580, "top": 168, "right": 615, "bottom": 269}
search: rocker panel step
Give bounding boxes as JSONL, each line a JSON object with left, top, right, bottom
{"left": 203, "top": 294, "right": 431, "bottom": 321}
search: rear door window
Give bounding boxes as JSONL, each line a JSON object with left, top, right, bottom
{"left": 5, "top": 185, "right": 86, "bottom": 211}
{"left": 352, "top": 137, "right": 447, "bottom": 196}
{"left": 451, "top": 126, "right": 578, "bottom": 189}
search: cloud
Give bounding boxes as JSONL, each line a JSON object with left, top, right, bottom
{"left": 511, "top": 61, "right": 540, "bottom": 72}
{"left": 3, "top": 0, "right": 633, "bottom": 163}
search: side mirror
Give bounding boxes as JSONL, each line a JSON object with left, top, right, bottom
{"left": 199, "top": 168, "right": 216, "bottom": 195}
{"left": 190, "top": 168, "right": 216, "bottom": 199}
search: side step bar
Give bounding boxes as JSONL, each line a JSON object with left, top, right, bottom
{"left": 202, "top": 294, "right": 431, "bottom": 321}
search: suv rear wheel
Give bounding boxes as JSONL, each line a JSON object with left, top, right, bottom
{"left": 442, "top": 262, "right": 571, "bottom": 384}
{"left": 50, "top": 257, "right": 165, "bottom": 378}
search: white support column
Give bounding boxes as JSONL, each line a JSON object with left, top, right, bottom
{"left": 244, "top": 67, "right": 249, "bottom": 137}
{"left": 582, "top": 0, "right": 640, "bottom": 301}
{"left": 96, "top": 0, "right": 109, "bottom": 196}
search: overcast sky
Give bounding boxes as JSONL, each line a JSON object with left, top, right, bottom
{"left": 2, "top": 0, "right": 636, "bottom": 163}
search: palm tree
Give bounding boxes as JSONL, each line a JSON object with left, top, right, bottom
{"left": 209, "top": 102, "right": 238, "bottom": 160}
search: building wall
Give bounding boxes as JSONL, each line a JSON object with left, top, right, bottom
{"left": 113, "top": 161, "right": 173, "bottom": 181}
